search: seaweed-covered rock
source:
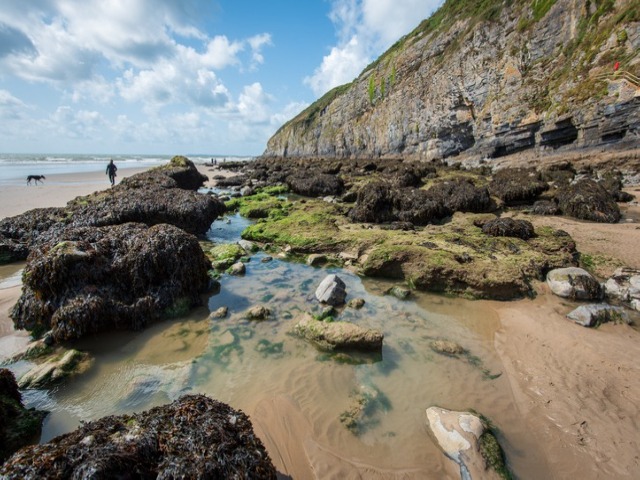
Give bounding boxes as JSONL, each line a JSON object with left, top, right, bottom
{"left": 350, "top": 180, "right": 491, "bottom": 226}
{"left": 481, "top": 218, "right": 535, "bottom": 240}
{"left": 293, "top": 313, "right": 383, "bottom": 352}
{"left": 546, "top": 267, "right": 602, "bottom": 300}
{"left": 598, "top": 170, "right": 634, "bottom": 202}
{"left": 349, "top": 182, "right": 397, "bottom": 223}
{"left": 489, "top": 168, "right": 548, "bottom": 205}
{"left": 0, "top": 369, "right": 46, "bottom": 463}
{"left": 286, "top": 173, "right": 344, "bottom": 197}
{"left": 531, "top": 200, "right": 559, "bottom": 215}
{"left": 556, "top": 179, "right": 621, "bottom": 223}
{"left": 0, "top": 158, "right": 224, "bottom": 263}
{"left": 10, "top": 223, "right": 211, "bottom": 342}
{"left": 426, "top": 179, "right": 492, "bottom": 214}
{"left": 0, "top": 394, "right": 276, "bottom": 479}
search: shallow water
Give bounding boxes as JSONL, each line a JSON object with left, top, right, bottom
{"left": 5, "top": 213, "right": 551, "bottom": 478}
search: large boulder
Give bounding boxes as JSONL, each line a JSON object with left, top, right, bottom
{"left": 293, "top": 313, "right": 383, "bottom": 352}
{"left": 0, "top": 369, "right": 46, "bottom": 463}
{"left": 426, "top": 407, "right": 509, "bottom": 480}
{"left": 0, "top": 395, "right": 276, "bottom": 479}
{"left": 556, "top": 179, "right": 621, "bottom": 223}
{"left": 10, "top": 223, "right": 212, "bottom": 342}
{"left": 546, "top": 267, "right": 602, "bottom": 300}
{"left": 315, "top": 274, "right": 347, "bottom": 306}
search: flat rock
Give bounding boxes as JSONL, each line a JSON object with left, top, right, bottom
{"left": 315, "top": 274, "right": 347, "bottom": 306}
{"left": 292, "top": 313, "right": 383, "bottom": 352}
{"left": 238, "top": 239, "right": 257, "bottom": 253}
{"left": 546, "top": 267, "right": 602, "bottom": 300}
{"left": 566, "top": 304, "right": 630, "bottom": 327}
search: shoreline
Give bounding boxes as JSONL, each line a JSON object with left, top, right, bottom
{"left": 1, "top": 163, "right": 639, "bottom": 477}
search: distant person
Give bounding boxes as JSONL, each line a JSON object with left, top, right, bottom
{"left": 106, "top": 159, "right": 117, "bottom": 186}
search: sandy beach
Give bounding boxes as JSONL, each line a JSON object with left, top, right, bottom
{"left": 1, "top": 165, "right": 639, "bottom": 478}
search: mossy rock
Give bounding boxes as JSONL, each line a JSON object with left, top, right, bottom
{"left": 210, "top": 244, "right": 245, "bottom": 263}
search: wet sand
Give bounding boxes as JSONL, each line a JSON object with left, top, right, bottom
{"left": 1, "top": 163, "right": 639, "bottom": 478}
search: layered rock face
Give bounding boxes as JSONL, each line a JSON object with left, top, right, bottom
{"left": 265, "top": 0, "right": 639, "bottom": 161}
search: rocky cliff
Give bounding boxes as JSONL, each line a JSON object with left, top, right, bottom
{"left": 265, "top": 0, "right": 640, "bottom": 162}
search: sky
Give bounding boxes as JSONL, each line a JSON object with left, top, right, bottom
{"left": 0, "top": 0, "right": 443, "bottom": 156}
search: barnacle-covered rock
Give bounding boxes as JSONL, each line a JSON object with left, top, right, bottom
{"left": 0, "top": 394, "right": 277, "bottom": 479}
{"left": 10, "top": 223, "right": 212, "bottom": 342}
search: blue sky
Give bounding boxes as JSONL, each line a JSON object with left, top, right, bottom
{"left": 0, "top": 0, "right": 442, "bottom": 156}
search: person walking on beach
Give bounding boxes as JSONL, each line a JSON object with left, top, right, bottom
{"left": 106, "top": 159, "right": 117, "bottom": 186}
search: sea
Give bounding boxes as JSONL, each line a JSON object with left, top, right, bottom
{"left": 0, "top": 153, "right": 254, "bottom": 186}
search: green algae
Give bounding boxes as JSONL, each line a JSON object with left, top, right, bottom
{"left": 231, "top": 193, "right": 575, "bottom": 299}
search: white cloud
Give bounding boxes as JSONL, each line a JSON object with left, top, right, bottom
{"left": 270, "top": 101, "right": 309, "bottom": 128}
{"left": 237, "top": 83, "right": 273, "bottom": 123}
{"left": 304, "top": 36, "right": 367, "bottom": 96}
{"left": 248, "top": 33, "right": 273, "bottom": 67}
{"left": 305, "top": 0, "right": 443, "bottom": 96}
{"left": 0, "top": 89, "right": 29, "bottom": 119}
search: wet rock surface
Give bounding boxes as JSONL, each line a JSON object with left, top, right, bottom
{"left": 10, "top": 222, "right": 211, "bottom": 342}
{"left": 0, "top": 394, "right": 277, "bottom": 479}
{"left": 0, "top": 369, "right": 46, "bottom": 464}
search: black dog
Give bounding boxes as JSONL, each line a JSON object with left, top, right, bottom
{"left": 27, "top": 175, "right": 46, "bottom": 185}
